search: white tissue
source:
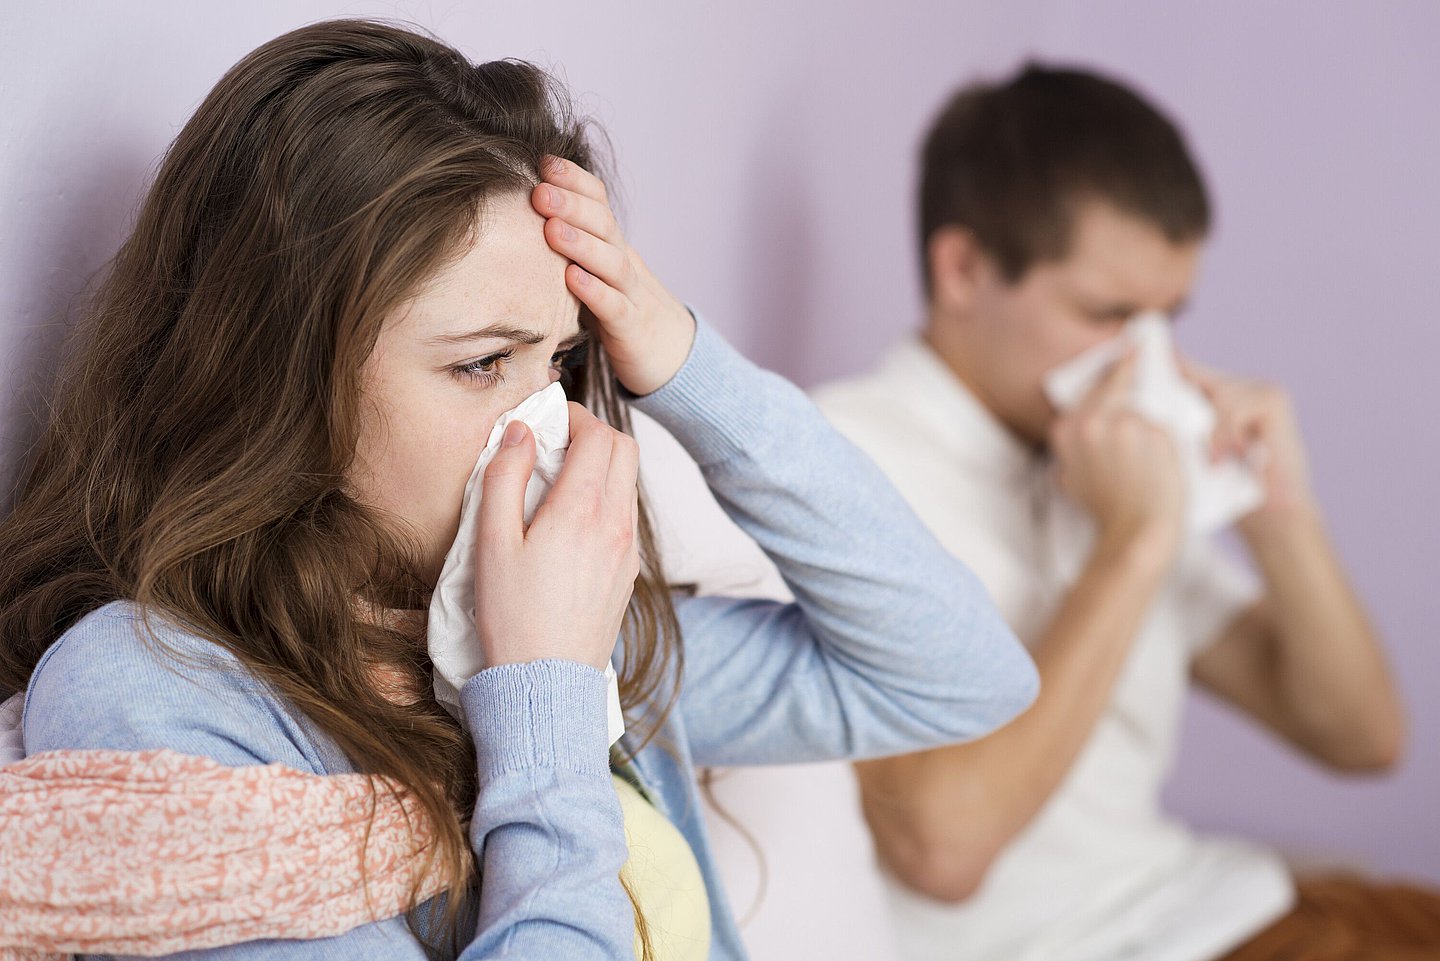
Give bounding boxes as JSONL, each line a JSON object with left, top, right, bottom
{"left": 1042, "top": 311, "right": 1265, "bottom": 536}
{"left": 427, "top": 382, "right": 626, "bottom": 747}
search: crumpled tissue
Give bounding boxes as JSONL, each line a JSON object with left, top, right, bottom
{"left": 1042, "top": 310, "right": 1265, "bottom": 537}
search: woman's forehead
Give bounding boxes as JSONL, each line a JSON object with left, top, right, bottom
{"left": 396, "top": 194, "right": 579, "bottom": 342}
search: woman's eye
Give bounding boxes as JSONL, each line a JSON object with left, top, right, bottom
{"left": 450, "top": 342, "right": 587, "bottom": 387}
{"left": 452, "top": 348, "right": 515, "bottom": 384}
{"left": 551, "top": 342, "right": 589, "bottom": 371}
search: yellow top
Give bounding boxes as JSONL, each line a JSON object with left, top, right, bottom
{"left": 611, "top": 772, "right": 711, "bottom": 961}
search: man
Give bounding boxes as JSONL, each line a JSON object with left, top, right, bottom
{"left": 813, "top": 64, "right": 1432, "bottom": 961}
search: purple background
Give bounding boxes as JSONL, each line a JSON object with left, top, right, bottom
{"left": 3, "top": 2, "right": 1436, "bottom": 953}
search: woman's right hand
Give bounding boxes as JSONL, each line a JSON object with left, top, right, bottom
{"left": 473, "top": 402, "right": 640, "bottom": 671}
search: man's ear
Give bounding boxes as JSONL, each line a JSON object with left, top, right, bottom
{"left": 927, "top": 226, "right": 989, "bottom": 317}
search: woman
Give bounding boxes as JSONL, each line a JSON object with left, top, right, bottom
{"left": 0, "top": 19, "right": 1037, "bottom": 960}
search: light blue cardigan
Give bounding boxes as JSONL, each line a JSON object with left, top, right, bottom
{"left": 22, "top": 314, "right": 1038, "bottom": 959}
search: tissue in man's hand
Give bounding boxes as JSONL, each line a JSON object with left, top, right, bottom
{"left": 427, "top": 382, "right": 626, "bottom": 746}
{"left": 1042, "top": 311, "right": 1265, "bottom": 535}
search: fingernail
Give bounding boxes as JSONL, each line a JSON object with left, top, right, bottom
{"left": 502, "top": 421, "right": 527, "bottom": 447}
{"left": 545, "top": 185, "right": 561, "bottom": 209}
{"left": 560, "top": 220, "right": 576, "bottom": 241}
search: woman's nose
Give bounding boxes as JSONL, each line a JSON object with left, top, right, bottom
{"left": 515, "top": 364, "right": 556, "bottom": 400}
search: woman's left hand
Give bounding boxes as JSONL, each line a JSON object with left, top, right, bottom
{"left": 532, "top": 157, "right": 696, "bottom": 396}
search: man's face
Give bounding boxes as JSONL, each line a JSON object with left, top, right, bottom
{"left": 963, "top": 201, "right": 1201, "bottom": 446}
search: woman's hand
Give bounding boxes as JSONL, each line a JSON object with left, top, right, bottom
{"left": 532, "top": 157, "right": 696, "bottom": 396}
{"left": 473, "top": 403, "right": 641, "bottom": 671}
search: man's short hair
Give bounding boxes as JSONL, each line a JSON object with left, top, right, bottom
{"left": 918, "top": 63, "right": 1210, "bottom": 291}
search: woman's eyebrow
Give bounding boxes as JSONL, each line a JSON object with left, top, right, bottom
{"left": 426, "top": 322, "right": 549, "bottom": 347}
{"left": 557, "top": 327, "right": 590, "bottom": 350}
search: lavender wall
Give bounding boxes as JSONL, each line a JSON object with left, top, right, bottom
{"left": 3, "top": 1, "right": 1436, "bottom": 954}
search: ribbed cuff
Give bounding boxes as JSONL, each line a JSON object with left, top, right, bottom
{"left": 629, "top": 308, "right": 777, "bottom": 467}
{"left": 461, "top": 659, "right": 611, "bottom": 776}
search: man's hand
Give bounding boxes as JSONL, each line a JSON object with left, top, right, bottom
{"left": 1050, "top": 352, "right": 1186, "bottom": 565}
{"left": 1182, "top": 362, "right": 1318, "bottom": 532}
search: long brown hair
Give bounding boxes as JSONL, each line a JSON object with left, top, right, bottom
{"left": 0, "top": 19, "right": 682, "bottom": 954}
